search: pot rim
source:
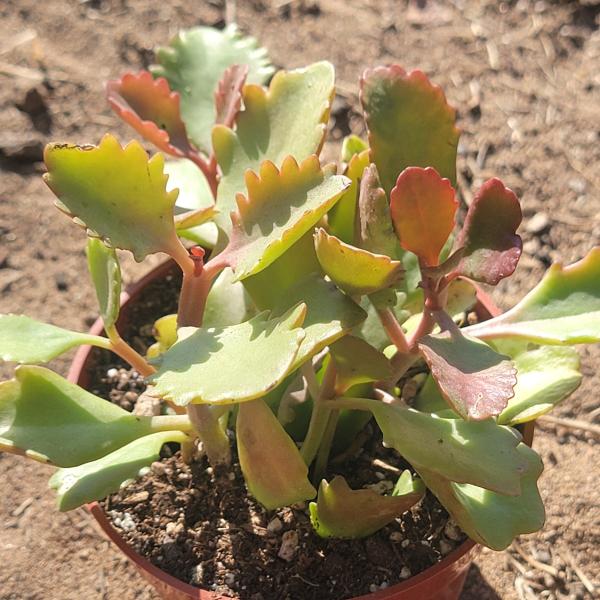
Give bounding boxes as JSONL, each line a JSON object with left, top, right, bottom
{"left": 69, "top": 260, "right": 521, "bottom": 599}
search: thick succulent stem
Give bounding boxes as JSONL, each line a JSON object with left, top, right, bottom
{"left": 376, "top": 307, "right": 410, "bottom": 354}
{"left": 187, "top": 404, "right": 231, "bottom": 466}
{"left": 300, "top": 360, "right": 337, "bottom": 466}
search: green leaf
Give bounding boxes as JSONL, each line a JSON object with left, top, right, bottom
{"left": 152, "top": 25, "right": 273, "bottom": 154}
{"left": 223, "top": 156, "right": 350, "bottom": 279}
{"left": 418, "top": 329, "right": 517, "bottom": 421}
{"left": 465, "top": 248, "right": 600, "bottom": 344}
{"left": 146, "top": 314, "right": 178, "bottom": 360}
{"left": 44, "top": 135, "right": 182, "bottom": 262}
{"left": 165, "top": 158, "right": 218, "bottom": 248}
{"left": 0, "top": 315, "right": 109, "bottom": 364}
{"left": 330, "top": 335, "right": 391, "bottom": 393}
{"left": 0, "top": 366, "right": 158, "bottom": 467}
{"left": 309, "top": 472, "right": 424, "bottom": 538}
{"left": 314, "top": 228, "right": 404, "bottom": 296}
{"left": 341, "top": 135, "right": 368, "bottom": 162}
{"left": 333, "top": 398, "right": 529, "bottom": 496}
{"left": 360, "top": 65, "right": 459, "bottom": 193}
{"left": 273, "top": 273, "right": 368, "bottom": 370}
{"left": 418, "top": 445, "right": 544, "bottom": 550}
{"left": 455, "top": 178, "right": 522, "bottom": 285}
{"left": 355, "top": 163, "right": 399, "bottom": 258}
{"left": 327, "top": 149, "right": 370, "bottom": 244}
{"left": 148, "top": 306, "right": 306, "bottom": 406}
{"left": 496, "top": 344, "right": 582, "bottom": 426}
{"left": 49, "top": 431, "right": 189, "bottom": 511}
{"left": 390, "top": 167, "right": 458, "bottom": 267}
{"left": 106, "top": 70, "right": 194, "bottom": 158}
{"left": 237, "top": 398, "right": 316, "bottom": 509}
{"left": 203, "top": 267, "right": 256, "bottom": 329}
{"left": 213, "top": 61, "right": 335, "bottom": 234}
{"left": 86, "top": 238, "right": 121, "bottom": 331}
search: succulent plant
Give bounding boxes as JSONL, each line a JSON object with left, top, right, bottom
{"left": 1, "top": 25, "right": 599, "bottom": 553}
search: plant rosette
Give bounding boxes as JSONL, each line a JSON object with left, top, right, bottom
{"left": 1, "top": 23, "right": 598, "bottom": 600}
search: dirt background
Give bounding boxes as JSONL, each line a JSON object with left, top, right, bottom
{"left": 1, "top": 0, "right": 599, "bottom": 598}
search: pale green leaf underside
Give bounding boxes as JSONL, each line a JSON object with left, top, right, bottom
{"left": 166, "top": 158, "right": 218, "bottom": 248}
{"left": 149, "top": 306, "right": 306, "bottom": 406}
{"left": 335, "top": 398, "right": 528, "bottom": 496}
{"left": 496, "top": 343, "right": 582, "bottom": 426}
{"left": 49, "top": 430, "right": 188, "bottom": 511}
{"left": 203, "top": 267, "right": 256, "bottom": 329}
{"left": 213, "top": 61, "right": 335, "bottom": 234}
{"left": 44, "top": 135, "right": 181, "bottom": 262}
{"left": 465, "top": 248, "right": 600, "bottom": 344}
{"left": 309, "top": 472, "right": 424, "bottom": 539}
{"left": 86, "top": 238, "right": 121, "bottom": 330}
{"left": 237, "top": 398, "right": 315, "bottom": 509}
{"left": 418, "top": 444, "right": 544, "bottom": 550}
{"left": 152, "top": 25, "right": 274, "bottom": 154}
{"left": 0, "top": 366, "right": 155, "bottom": 467}
{"left": 0, "top": 315, "right": 108, "bottom": 365}
{"left": 226, "top": 157, "right": 350, "bottom": 279}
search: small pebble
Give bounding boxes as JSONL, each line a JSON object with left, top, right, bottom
{"left": 389, "top": 531, "right": 403, "bottom": 542}
{"left": 151, "top": 461, "right": 166, "bottom": 475}
{"left": 224, "top": 572, "right": 236, "bottom": 586}
{"left": 400, "top": 567, "right": 411, "bottom": 579}
{"left": 369, "top": 584, "right": 378, "bottom": 593}
{"left": 119, "top": 512, "right": 136, "bottom": 532}
{"left": 278, "top": 530, "right": 299, "bottom": 562}
{"left": 526, "top": 212, "right": 550, "bottom": 234}
{"left": 439, "top": 539, "right": 453, "bottom": 555}
{"left": 267, "top": 517, "right": 283, "bottom": 533}
{"left": 444, "top": 520, "right": 462, "bottom": 541}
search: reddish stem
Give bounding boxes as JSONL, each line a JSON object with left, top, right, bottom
{"left": 188, "top": 150, "right": 219, "bottom": 200}
{"left": 376, "top": 307, "right": 410, "bottom": 354}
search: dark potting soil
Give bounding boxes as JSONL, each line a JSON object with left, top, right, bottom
{"left": 89, "top": 264, "right": 467, "bottom": 600}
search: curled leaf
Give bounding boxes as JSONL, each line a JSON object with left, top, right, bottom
{"left": 214, "top": 64, "right": 248, "bottom": 128}
{"left": 314, "top": 228, "right": 404, "bottom": 296}
{"left": 418, "top": 328, "right": 517, "bottom": 420}
{"left": 360, "top": 65, "right": 459, "bottom": 192}
{"left": 86, "top": 238, "right": 121, "bottom": 331}
{"left": 49, "top": 431, "right": 189, "bottom": 511}
{"left": 309, "top": 473, "right": 424, "bottom": 539}
{"left": 390, "top": 167, "right": 458, "bottom": 266}
{"left": 106, "top": 71, "right": 194, "bottom": 158}
{"left": 237, "top": 398, "right": 316, "bottom": 509}
{"left": 223, "top": 156, "right": 350, "bottom": 280}
{"left": 455, "top": 178, "right": 522, "bottom": 285}
{"left": 146, "top": 314, "right": 178, "bottom": 360}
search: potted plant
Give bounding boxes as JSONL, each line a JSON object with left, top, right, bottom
{"left": 1, "top": 24, "right": 598, "bottom": 600}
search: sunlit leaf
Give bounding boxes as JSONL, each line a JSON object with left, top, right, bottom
{"left": 455, "top": 178, "right": 522, "bottom": 285}
{"left": 213, "top": 61, "right": 335, "bottom": 234}
{"left": 44, "top": 135, "right": 182, "bottom": 262}
{"left": 390, "top": 167, "right": 458, "bottom": 267}
{"left": 0, "top": 366, "right": 158, "bottom": 467}
{"left": 355, "top": 163, "right": 399, "bottom": 257}
{"left": 360, "top": 65, "right": 459, "bottom": 192}
{"left": 146, "top": 314, "right": 178, "bottom": 360}
{"left": 418, "top": 329, "right": 517, "bottom": 420}
{"left": 86, "top": 238, "right": 121, "bottom": 331}
{"left": 149, "top": 305, "right": 306, "bottom": 406}
{"left": 314, "top": 228, "right": 404, "bottom": 297}
{"left": 152, "top": 25, "right": 273, "bottom": 154}
{"left": 495, "top": 343, "right": 582, "bottom": 426}
{"left": 106, "top": 71, "right": 194, "bottom": 158}
{"left": 49, "top": 430, "right": 189, "bottom": 511}
{"left": 165, "top": 158, "right": 218, "bottom": 248}
{"left": 214, "top": 63, "right": 248, "bottom": 128}
{"left": 0, "top": 315, "right": 109, "bottom": 364}
{"left": 341, "top": 134, "right": 368, "bottom": 163}
{"left": 237, "top": 398, "right": 316, "bottom": 509}
{"left": 222, "top": 156, "right": 349, "bottom": 279}
{"left": 327, "top": 149, "right": 370, "bottom": 244}
{"left": 309, "top": 472, "right": 424, "bottom": 538}
{"left": 330, "top": 335, "right": 391, "bottom": 393}
{"left": 418, "top": 445, "right": 544, "bottom": 550}
{"left": 333, "top": 398, "right": 528, "bottom": 495}
{"left": 203, "top": 267, "right": 256, "bottom": 329}
{"left": 465, "top": 248, "right": 600, "bottom": 344}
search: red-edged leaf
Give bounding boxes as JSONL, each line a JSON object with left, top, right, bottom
{"left": 214, "top": 64, "right": 248, "bottom": 128}
{"left": 360, "top": 65, "right": 459, "bottom": 193}
{"left": 418, "top": 328, "right": 517, "bottom": 421}
{"left": 106, "top": 71, "right": 194, "bottom": 158}
{"left": 390, "top": 167, "right": 458, "bottom": 267}
{"left": 455, "top": 178, "right": 522, "bottom": 285}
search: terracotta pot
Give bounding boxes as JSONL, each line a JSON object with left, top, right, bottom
{"left": 68, "top": 261, "right": 533, "bottom": 600}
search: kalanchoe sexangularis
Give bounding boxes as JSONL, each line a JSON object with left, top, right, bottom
{"left": 0, "top": 25, "right": 599, "bottom": 557}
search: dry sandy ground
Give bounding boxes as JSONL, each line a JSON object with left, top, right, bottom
{"left": 0, "top": 1, "right": 599, "bottom": 598}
